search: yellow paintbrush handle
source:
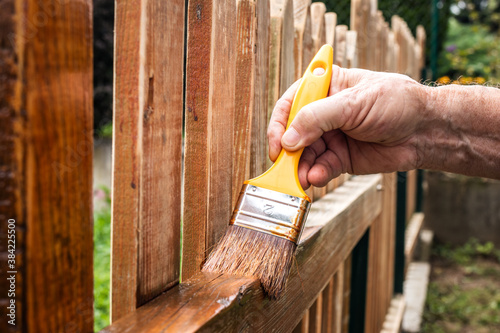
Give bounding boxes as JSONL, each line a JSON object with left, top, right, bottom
{"left": 246, "top": 45, "right": 333, "bottom": 200}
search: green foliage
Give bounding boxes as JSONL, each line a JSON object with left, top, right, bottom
{"left": 438, "top": 17, "right": 500, "bottom": 80}
{"left": 422, "top": 239, "right": 500, "bottom": 332}
{"left": 93, "top": 186, "right": 111, "bottom": 331}
{"left": 433, "top": 238, "right": 500, "bottom": 265}
{"left": 97, "top": 122, "right": 113, "bottom": 138}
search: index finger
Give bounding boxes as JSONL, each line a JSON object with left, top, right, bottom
{"left": 267, "top": 79, "right": 301, "bottom": 161}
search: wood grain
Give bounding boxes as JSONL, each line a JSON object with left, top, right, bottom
{"left": 112, "top": 0, "right": 184, "bottom": 319}
{"left": 102, "top": 175, "right": 383, "bottom": 332}
{"left": 183, "top": 0, "right": 236, "bottom": 281}
{"left": 309, "top": 293, "right": 323, "bottom": 333}
{"left": 310, "top": 2, "right": 326, "bottom": 52}
{"left": 334, "top": 25, "right": 347, "bottom": 67}
{"left": 345, "top": 31, "right": 358, "bottom": 68}
{"left": 324, "top": 12, "right": 337, "bottom": 47}
{"left": 350, "top": 0, "right": 372, "bottom": 69}
{"left": 292, "top": 0, "right": 313, "bottom": 79}
{"left": 233, "top": 0, "right": 256, "bottom": 208}
{"left": 250, "top": 0, "right": 271, "bottom": 178}
{"left": 0, "top": 0, "right": 93, "bottom": 331}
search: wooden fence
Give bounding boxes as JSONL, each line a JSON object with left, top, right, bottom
{"left": 0, "top": 0, "right": 426, "bottom": 332}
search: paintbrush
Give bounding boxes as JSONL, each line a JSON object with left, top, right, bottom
{"left": 203, "top": 45, "right": 333, "bottom": 298}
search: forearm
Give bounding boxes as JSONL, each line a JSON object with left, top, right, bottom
{"left": 419, "top": 84, "right": 500, "bottom": 178}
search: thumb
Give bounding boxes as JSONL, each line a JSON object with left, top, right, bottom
{"left": 281, "top": 88, "right": 358, "bottom": 150}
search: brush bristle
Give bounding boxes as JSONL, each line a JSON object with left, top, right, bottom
{"left": 202, "top": 225, "right": 296, "bottom": 298}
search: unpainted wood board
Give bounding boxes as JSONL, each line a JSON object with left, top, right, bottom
{"left": 309, "top": 293, "right": 323, "bottom": 333}
{"left": 333, "top": 264, "right": 344, "bottom": 333}
{"left": 5, "top": 0, "right": 94, "bottom": 331}
{"left": 267, "top": 0, "right": 295, "bottom": 169}
{"left": 334, "top": 25, "right": 347, "bottom": 67}
{"left": 324, "top": 12, "right": 337, "bottom": 47}
{"left": 293, "top": 0, "right": 312, "bottom": 79}
{"left": 250, "top": 0, "right": 271, "bottom": 178}
{"left": 321, "top": 277, "right": 335, "bottom": 333}
{"left": 310, "top": 2, "right": 326, "bottom": 52}
{"left": 233, "top": 0, "right": 256, "bottom": 208}
{"left": 342, "top": 255, "right": 352, "bottom": 333}
{"left": 417, "top": 25, "right": 426, "bottom": 71}
{"left": 406, "top": 169, "right": 417, "bottom": 222}
{"left": 102, "top": 175, "right": 383, "bottom": 333}
{"left": 345, "top": 31, "right": 358, "bottom": 69}
{"left": 183, "top": 0, "right": 237, "bottom": 280}
{"left": 350, "top": 0, "right": 371, "bottom": 69}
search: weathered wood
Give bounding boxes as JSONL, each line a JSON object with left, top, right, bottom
{"left": 321, "top": 277, "right": 335, "bottom": 333}
{"left": 0, "top": 0, "right": 93, "bottom": 331}
{"left": 102, "top": 175, "right": 382, "bottom": 332}
{"left": 341, "top": 255, "right": 352, "bottom": 333}
{"left": 381, "top": 295, "right": 405, "bottom": 333}
{"left": 233, "top": 0, "right": 257, "bottom": 208}
{"left": 417, "top": 25, "right": 426, "bottom": 77}
{"left": 309, "top": 293, "right": 323, "bottom": 333}
{"left": 405, "top": 212, "right": 424, "bottom": 269}
{"left": 345, "top": 31, "right": 358, "bottom": 68}
{"left": 183, "top": 0, "right": 236, "bottom": 280}
{"left": 250, "top": 0, "right": 271, "bottom": 178}
{"left": 267, "top": 0, "right": 295, "bottom": 169}
{"left": 293, "top": 0, "right": 313, "bottom": 80}
{"left": 334, "top": 25, "right": 347, "bottom": 67}
{"left": 350, "top": 0, "right": 372, "bottom": 69}
{"left": 406, "top": 169, "right": 417, "bottom": 222}
{"left": 310, "top": 2, "right": 326, "bottom": 52}
{"left": 112, "top": 0, "right": 185, "bottom": 319}
{"left": 324, "top": 12, "right": 337, "bottom": 47}
{"left": 333, "top": 264, "right": 344, "bottom": 333}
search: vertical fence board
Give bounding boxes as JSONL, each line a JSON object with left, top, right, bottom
{"left": 321, "top": 277, "right": 335, "bottom": 333}
{"left": 233, "top": 0, "right": 257, "bottom": 207}
{"left": 334, "top": 25, "right": 347, "bottom": 67}
{"left": 309, "top": 293, "right": 323, "bottom": 333}
{"left": 250, "top": 0, "right": 271, "bottom": 178}
{"left": 310, "top": 2, "right": 326, "bottom": 51}
{"left": 112, "top": 0, "right": 185, "bottom": 319}
{"left": 0, "top": 0, "right": 93, "bottom": 331}
{"left": 183, "top": 0, "right": 237, "bottom": 280}
{"left": 325, "top": 12, "right": 337, "bottom": 47}
{"left": 293, "top": 0, "right": 313, "bottom": 79}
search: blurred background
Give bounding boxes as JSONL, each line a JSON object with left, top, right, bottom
{"left": 91, "top": 0, "right": 500, "bottom": 331}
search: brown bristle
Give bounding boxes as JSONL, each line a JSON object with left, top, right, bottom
{"left": 202, "top": 225, "right": 296, "bottom": 299}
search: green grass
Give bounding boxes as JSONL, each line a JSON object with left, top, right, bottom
{"left": 93, "top": 186, "right": 111, "bottom": 331}
{"left": 422, "top": 239, "right": 500, "bottom": 333}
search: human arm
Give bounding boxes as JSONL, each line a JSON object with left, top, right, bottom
{"left": 267, "top": 65, "right": 500, "bottom": 189}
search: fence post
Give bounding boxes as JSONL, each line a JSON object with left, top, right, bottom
{"left": 0, "top": 1, "right": 94, "bottom": 331}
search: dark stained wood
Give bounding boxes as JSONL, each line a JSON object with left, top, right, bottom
{"left": 233, "top": 0, "right": 256, "bottom": 208}
{"left": 183, "top": 0, "right": 236, "bottom": 280}
{"left": 250, "top": 0, "right": 271, "bottom": 178}
{"left": 101, "top": 175, "right": 383, "bottom": 332}
{"left": 0, "top": 0, "right": 93, "bottom": 331}
{"left": 112, "top": 0, "right": 185, "bottom": 319}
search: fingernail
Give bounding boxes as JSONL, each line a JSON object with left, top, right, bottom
{"left": 282, "top": 128, "right": 300, "bottom": 147}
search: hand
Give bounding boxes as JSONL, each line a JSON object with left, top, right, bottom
{"left": 267, "top": 65, "right": 429, "bottom": 189}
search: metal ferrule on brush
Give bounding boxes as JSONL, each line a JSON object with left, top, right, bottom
{"left": 230, "top": 184, "right": 311, "bottom": 243}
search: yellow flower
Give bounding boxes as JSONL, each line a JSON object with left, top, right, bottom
{"left": 474, "top": 77, "right": 486, "bottom": 84}
{"left": 437, "top": 76, "right": 451, "bottom": 84}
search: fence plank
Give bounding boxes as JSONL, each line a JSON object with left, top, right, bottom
{"left": 183, "top": 0, "right": 237, "bottom": 280}
{"left": 324, "top": 12, "right": 337, "bottom": 47}
{"left": 250, "top": 0, "right": 271, "bottom": 178}
{"left": 112, "top": 0, "right": 185, "bottom": 319}
{"left": 102, "top": 175, "right": 382, "bottom": 333}
{"left": 233, "top": 0, "right": 257, "bottom": 208}
{"left": 293, "top": 0, "right": 313, "bottom": 80}
{"left": 0, "top": 1, "right": 94, "bottom": 331}
{"left": 334, "top": 25, "right": 347, "bottom": 67}
{"left": 310, "top": 2, "right": 326, "bottom": 51}
{"left": 309, "top": 293, "right": 323, "bottom": 333}
{"left": 345, "top": 31, "right": 358, "bottom": 68}
{"left": 321, "top": 278, "right": 334, "bottom": 333}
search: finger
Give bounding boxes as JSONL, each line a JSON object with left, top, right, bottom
{"left": 298, "top": 139, "right": 326, "bottom": 189}
{"left": 329, "top": 65, "right": 378, "bottom": 96}
{"left": 281, "top": 87, "right": 361, "bottom": 151}
{"left": 267, "top": 79, "right": 301, "bottom": 161}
